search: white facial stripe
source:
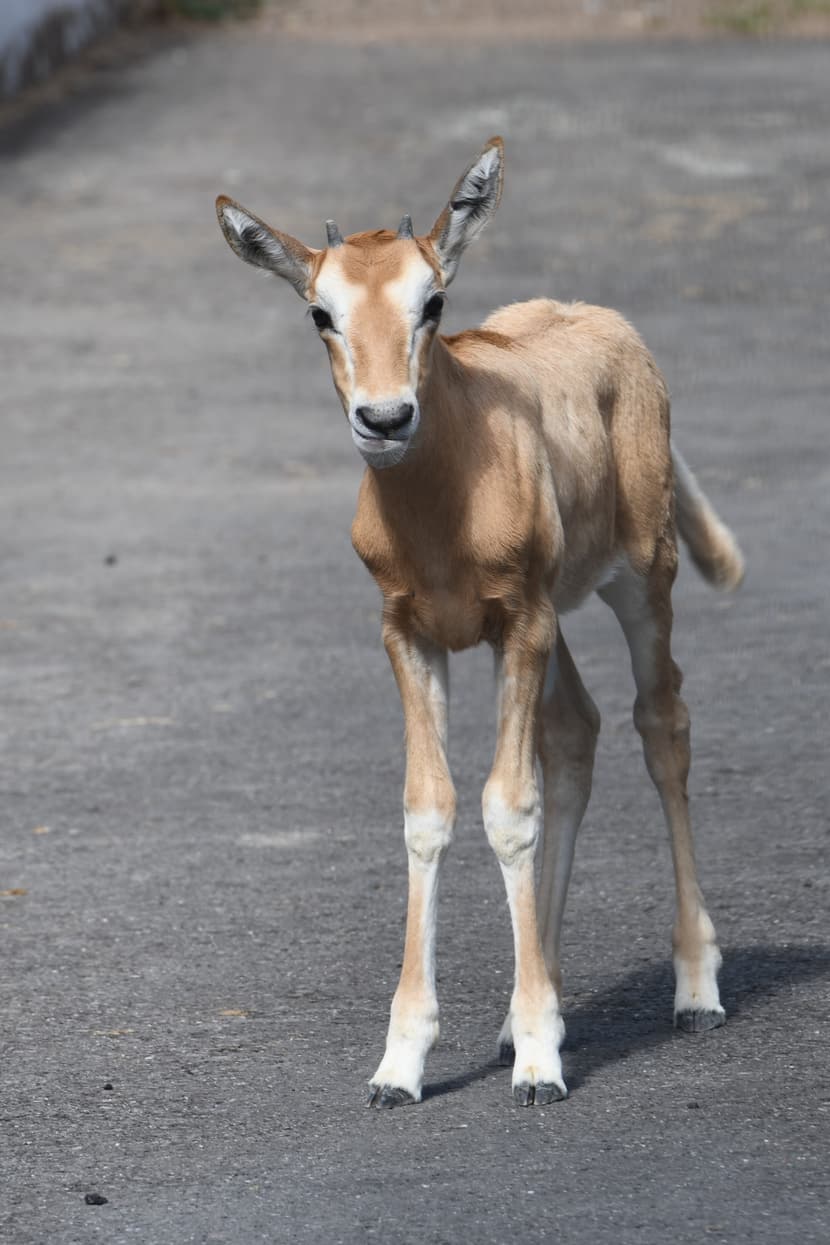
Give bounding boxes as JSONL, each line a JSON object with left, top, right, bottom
{"left": 312, "top": 263, "right": 366, "bottom": 332}
{"left": 383, "top": 260, "right": 438, "bottom": 323}
{"left": 316, "top": 251, "right": 439, "bottom": 416}
{"left": 312, "top": 262, "right": 367, "bottom": 394}
{"left": 382, "top": 259, "right": 442, "bottom": 393}
{"left": 315, "top": 253, "right": 436, "bottom": 339}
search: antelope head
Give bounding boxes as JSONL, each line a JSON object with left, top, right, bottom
{"left": 215, "top": 138, "right": 504, "bottom": 469}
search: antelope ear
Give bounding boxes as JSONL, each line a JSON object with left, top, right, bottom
{"left": 428, "top": 137, "right": 504, "bottom": 285}
{"left": 215, "top": 195, "right": 316, "bottom": 298}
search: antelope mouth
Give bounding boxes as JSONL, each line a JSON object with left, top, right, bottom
{"left": 349, "top": 407, "right": 420, "bottom": 469}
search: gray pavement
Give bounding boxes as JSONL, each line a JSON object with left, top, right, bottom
{"left": 1, "top": 28, "right": 829, "bottom": 1245}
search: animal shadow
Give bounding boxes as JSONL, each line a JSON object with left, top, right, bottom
{"left": 562, "top": 942, "right": 830, "bottom": 1092}
{"left": 423, "top": 943, "right": 830, "bottom": 1101}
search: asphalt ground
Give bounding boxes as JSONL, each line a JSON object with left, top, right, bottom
{"left": 1, "top": 28, "right": 828, "bottom": 1245}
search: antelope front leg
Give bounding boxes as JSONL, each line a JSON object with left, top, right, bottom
{"left": 485, "top": 608, "right": 567, "bottom": 1107}
{"left": 366, "top": 622, "right": 455, "bottom": 1108}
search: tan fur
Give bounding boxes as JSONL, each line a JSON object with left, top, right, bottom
{"left": 352, "top": 291, "right": 739, "bottom": 1092}
{"left": 216, "top": 142, "right": 743, "bottom": 1103}
{"left": 673, "top": 446, "right": 745, "bottom": 589}
{"left": 536, "top": 632, "right": 601, "bottom": 996}
{"left": 310, "top": 235, "right": 438, "bottom": 410}
{"left": 352, "top": 298, "right": 673, "bottom": 636}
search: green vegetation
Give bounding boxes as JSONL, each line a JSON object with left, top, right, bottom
{"left": 707, "top": 2, "right": 774, "bottom": 33}
{"left": 707, "top": 0, "right": 830, "bottom": 32}
{"left": 788, "top": 0, "right": 830, "bottom": 14}
{"left": 161, "top": 0, "right": 264, "bottom": 19}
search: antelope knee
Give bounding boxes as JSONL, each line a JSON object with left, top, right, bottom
{"left": 633, "top": 694, "right": 690, "bottom": 742}
{"left": 482, "top": 784, "right": 540, "bottom": 865}
{"left": 404, "top": 801, "right": 455, "bottom": 864}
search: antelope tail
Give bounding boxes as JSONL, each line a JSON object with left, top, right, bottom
{"left": 672, "top": 446, "right": 745, "bottom": 591}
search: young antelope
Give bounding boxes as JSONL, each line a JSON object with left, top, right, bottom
{"left": 216, "top": 138, "right": 743, "bottom": 1107}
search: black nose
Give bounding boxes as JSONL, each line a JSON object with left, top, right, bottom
{"left": 356, "top": 402, "right": 415, "bottom": 436}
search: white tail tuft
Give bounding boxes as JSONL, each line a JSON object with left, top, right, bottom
{"left": 672, "top": 447, "right": 745, "bottom": 591}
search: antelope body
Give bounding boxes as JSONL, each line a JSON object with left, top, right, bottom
{"left": 216, "top": 138, "right": 743, "bottom": 1108}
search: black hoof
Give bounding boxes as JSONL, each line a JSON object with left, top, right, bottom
{"left": 366, "top": 1083, "right": 416, "bottom": 1109}
{"left": 497, "top": 1041, "right": 515, "bottom": 1067}
{"left": 513, "top": 1080, "right": 567, "bottom": 1107}
{"left": 534, "top": 1081, "right": 567, "bottom": 1106}
{"left": 674, "top": 1008, "right": 726, "bottom": 1034}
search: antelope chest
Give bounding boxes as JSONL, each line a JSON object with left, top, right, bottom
{"left": 407, "top": 582, "right": 497, "bottom": 652}
{"left": 351, "top": 462, "right": 560, "bottom": 651}
{"left": 391, "top": 573, "right": 513, "bottom": 652}
{"left": 353, "top": 529, "right": 539, "bottom": 651}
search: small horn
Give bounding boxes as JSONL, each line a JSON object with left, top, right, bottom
{"left": 397, "top": 213, "right": 414, "bottom": 240}
{"left": 325, "top": 219, "right": 344, "bottom": 248}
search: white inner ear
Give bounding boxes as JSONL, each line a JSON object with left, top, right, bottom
{"left": 458, "top": 145, "right": 501, "bottom": 199}
{"left": 442, "top": 212, "right": 468, "bottom": 260}
{"left": 436, "top": 145, "right": 502, "bottom": 284}
{"left": 223, "top": 205, "right": 253, "bottom": 236}
{"left": 223, "top": 206, "right": 289, "bottom": 269}
{"left": 449, "top": 145, "right": 501, "bottom": 235}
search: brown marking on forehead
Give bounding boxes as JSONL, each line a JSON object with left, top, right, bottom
{"left": 349, "top": 289, "right": 411, "bottom": 397}
{"left": 308, "top": 231, "right": 442, "bottom": 301}
{"left": 341, "top": 230, "right": 408, "bottom": 275}
{"left": 310, "top": 230, "right": 444, "bottom": 400}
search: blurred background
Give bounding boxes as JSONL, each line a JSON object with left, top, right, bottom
{"left": 5, "top": 0, "right": 830, "bottom": 95}
{"left": 1, "top": 4, "right": 828, "bottom": 1244}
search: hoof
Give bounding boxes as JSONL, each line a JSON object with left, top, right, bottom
{"left": 497, "top": 1041, "right": 515, "bottom": 1067}
{"left": 366, "top": 1083, "right": 417, "bottom": 1109}
{"left": 512, "top": 1080, "right": 567, "bottom": 1108}
{"left": 674, "top": 1007, "right": 725, "bottom": 1034}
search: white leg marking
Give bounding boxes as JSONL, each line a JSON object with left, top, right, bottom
{"left": 370, "top": 807, "right": 451, "bottom": 1102}
{"left": 483, "top": 783, "right": 567, "bottom": 1098}
{"left": 673, "top": 911, "right": 724, "bottom": 1020}
{"left": 500, "top": 860, "right": 566, "bottom": 1097}
{"left": 482, "top": 785, "right": 539, "bottom": 866}
{"left": 674, "top": 942, "right": 724, "bottom": 1016}
{"left": 404, "top": 807, "right": 453, "bottom": 864}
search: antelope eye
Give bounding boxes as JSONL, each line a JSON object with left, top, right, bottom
{"left": 423, "top": 294, "right": 445, "bottom": 322}
{"left": 311, "top": 307, "right": 333, "bottom": 331}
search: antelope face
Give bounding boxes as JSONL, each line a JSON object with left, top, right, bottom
{"left": 216, "top": 138, "right": 503, "bottom": 471}
{"left": 307, "top": 231, "right": 445, "bottom": 468}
